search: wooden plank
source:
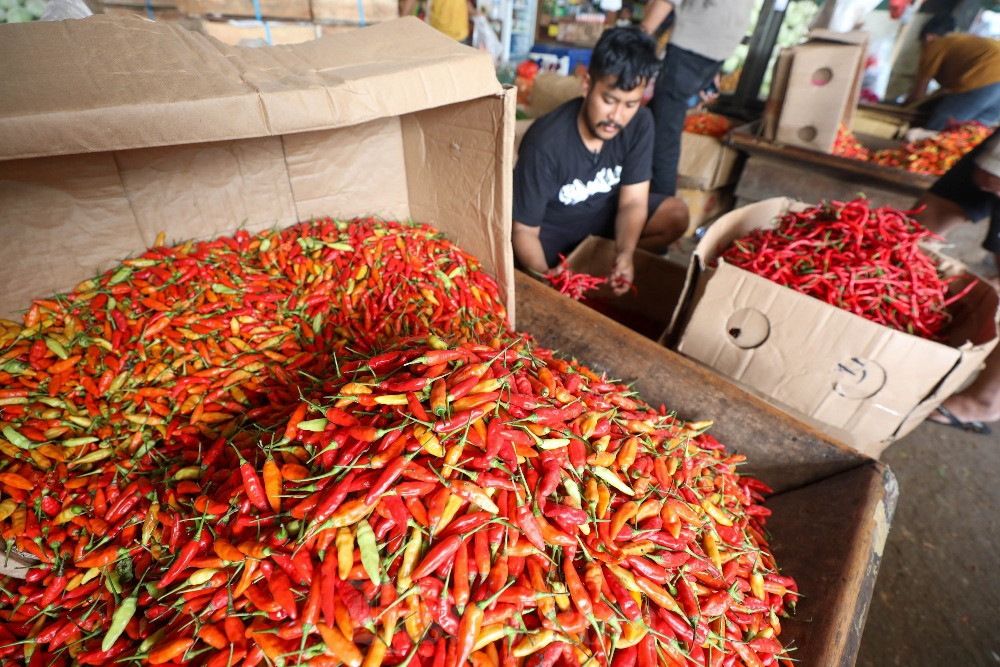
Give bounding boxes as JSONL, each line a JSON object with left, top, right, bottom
{"left": 736, "top": 154, "right": 921, "bottom": 211}
{"left": 515, "top": 272, "right": 867, "bottom": 492}
{"left": 729, "top": 122, "right": 936, "bottom": 192}
{"left": 766, "top": 463, "right": 898, "bottom": 666}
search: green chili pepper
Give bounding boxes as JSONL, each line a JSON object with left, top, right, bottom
{"left": 356, "top": 519, "right": 381, "bottom": 586}
{"left": 102, "top": 595, "right": 137, "bottom": 651}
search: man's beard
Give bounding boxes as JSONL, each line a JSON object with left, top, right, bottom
{"left": 583, "top": 101, "right": 622, "bottom": 139}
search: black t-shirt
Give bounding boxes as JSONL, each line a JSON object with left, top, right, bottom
{"left": 513, "top": 97, "right": 654, "bottom": 267}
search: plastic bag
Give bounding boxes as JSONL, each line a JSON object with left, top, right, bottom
{"left": 472, "top": 14, "right": 503, "bottom": 67}
{"left": 39, "top": 0, "right": 92, "bottom": 20}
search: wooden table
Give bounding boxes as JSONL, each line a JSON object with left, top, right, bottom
{"left": 516, "top": 272, "right": 898, "bottom": 667}
{"left": 729, "top": 122, "right": 936, "bottom": 210}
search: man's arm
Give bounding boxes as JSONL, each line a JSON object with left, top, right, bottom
{"left": 512, "top": 222, "right": 551, "bottom": 276}
{"left": 905, "top": 73, "right": 933, "bottom": 106}
{"left": 399, "top": 0, "right": 416, "bottom": 17}
{"left": 640, "top": 0, "right": 673, "bottom": 35}
{"left": 609, "top": 181, "right": 649, "bottom": 295}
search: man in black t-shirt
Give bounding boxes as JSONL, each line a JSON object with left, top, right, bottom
{"left": 513, "top": 27, "right": 689, "bottom": 295}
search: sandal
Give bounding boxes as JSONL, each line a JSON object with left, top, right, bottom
{"left": 928, "top": 405, "right": 992, "bottom": 436}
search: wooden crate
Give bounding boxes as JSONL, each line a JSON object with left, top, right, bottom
{"left": 730, "top": 121, "right": 933, "bottom": 210}
{"left": 515, "top": 272, "right": 897, "bottom": 666}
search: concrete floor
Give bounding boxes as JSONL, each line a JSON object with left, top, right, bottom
{"left": 855, "top": 224, "right": 1000, "bottom": 666}
{"left": 856, "top": 420, "right": 1000, "bottom": 665}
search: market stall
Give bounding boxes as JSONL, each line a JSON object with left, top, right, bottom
{"left": 0, "top": 14, "right": 907, "bottom": 667}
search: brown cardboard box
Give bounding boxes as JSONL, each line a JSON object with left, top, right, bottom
{"left": 675, "top": 186, "right": 734, "bottom": 234}
{"left": 565, "top": 236, "right": 687, "bottom": 341}
{"left": 176, "top": 0, "right": 311, "bottom": 19}
{"left": 776, "top": 30, "right": 869, "bottom": 153}
{"left": 196, "top": 17, "right": 320, "bottom": 43}
{"left": 556, "top": 20, "right": 604, "bottom": 46}
{"left": 102, "top": 4, "right": 191, "bottom": 21}
{"left": 0, "top": 16, "right": 516, "bottom": 323}
{"left": 669, "top": 198, "right": 1000, "bottom": 457}
{"left": 527, "top": 72, "right": 582, "bottom": 117}
{"left": 310, "top": 0, "right": 395, "bottom": 24}
{"left": 677, "top": 126, "right": 742, "bottom": 191}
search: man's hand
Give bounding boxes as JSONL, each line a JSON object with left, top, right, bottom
{"left": 609, "top": 252, "right": 634, "bottom": 296}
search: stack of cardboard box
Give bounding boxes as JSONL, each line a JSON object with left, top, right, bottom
{"left": 675, "top": 113, "right": 743, "bottom": 234}
{"left": 117, "top": 0, "right": 394, "bottom": 46}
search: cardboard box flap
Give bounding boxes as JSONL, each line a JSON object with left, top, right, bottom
{"left": 0, "top": 16, "right": 503, "bottom": 160}
{"left": 806, "top": 28, "right": 869, "bottom": 46}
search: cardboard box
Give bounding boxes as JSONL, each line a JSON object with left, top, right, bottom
{"left": 852, "top": 107, "right": 909, "bottom": 140}
{"left": 556, "top": 20, "right": 605, "bottom": 46}
{"left": 310, "top": 0, "right": 395, "bottom": 24}
{"left": 669, "top": 197, "right": 1000, "bottom": 457}
{"left": 0, "top": 15, "right": 516, "bottom": 322}
{"left": 102, "top": 4, "right": 191, "bottom": 21}
{"left": 527, "top": 72, "right": 582, "bottom": 117}
{"left": 565, "top": 235, "right": 687, "bottom": 341}
{"left": 776, "top": 30, "right": 868, "bottom": 153}
{"left": 675, "top": 186, "right": 733, "bottom": 234}
{"left": 176, "top": 0, "right": 311, "bottom": 20}
{"left": 517, "top": 273, "right": 895, "bottom": 666}
{"left": 197, "top": 17, "right": 321, "bottom": 43}
{"left": 677, "top": 126, "right": 742, "bottom": 190}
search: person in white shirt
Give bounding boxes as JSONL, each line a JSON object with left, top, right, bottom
{"left": 640, "top": 0, "right": 755, "bottom": 197}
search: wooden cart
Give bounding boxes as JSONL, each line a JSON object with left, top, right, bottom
{"left": 729, "top": 121, "right": 936, "bottom": 211}
{"left": 517, "top": 273, "right": 898, "bottom": 667}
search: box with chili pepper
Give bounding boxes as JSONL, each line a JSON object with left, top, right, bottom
{"left": 678, "top": 110, "right": 743, "bottom": 191}
{"left": 668, "top": 197, "right": 1000, "bottom": 458}
{"left": 563, "top": 235, "right": 688, "bottom": 341}
{"left": 0, "top": 15, "right": 517, "bottom": 322}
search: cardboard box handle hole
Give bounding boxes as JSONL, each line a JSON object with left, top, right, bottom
{"left": 725, "top": 309, "right": 770, "bottom": 349}
{"left": 811, "top": 67, "right": 833, "bottom": 86}
{"left": 797, "top": 126, "right": 818, "bottom": 143}
{"left": 830, "top": 357, "right": 886, "bottom": 400}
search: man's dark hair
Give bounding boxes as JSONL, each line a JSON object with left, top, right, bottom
{"left": 920, "top": 14, "right": 956, "bottom": 40}
{"left": 588, "top": 26, "right": 659, "bottom": 92}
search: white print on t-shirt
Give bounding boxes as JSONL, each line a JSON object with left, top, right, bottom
{"left": 557, "top": 166, "right": 622, "bottom": 205}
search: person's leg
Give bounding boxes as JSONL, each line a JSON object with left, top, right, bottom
{"left": 932, "top": 342, "right": 1000, "bottom": 425}
{"left": 924, "top": 82, "right": 1000, "bottom": 130}
{"left": 637, "top": 193, "right": 688, "bottom": 254}
{"left": 915, "top": 131, "right": 996, "bottom": 239}
{"left": 972, "top": 81, "right": 1000, "bottom": 127}
{"left": 650, "top": 46, "right": 722, "bottom": 197}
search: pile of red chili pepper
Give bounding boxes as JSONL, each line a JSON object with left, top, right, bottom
{"left": 0, "top": 218, "right": 798, "bottom": 667}
{"left": 718, "top": 199, "right": 978, "bottom": 340}
{"left": 683, "top": 113, "right": 732, "bottom": 140}
{"left": 831, "top": 125, "right": 870, "bottom": 161}
{"left": 543, "top": 256, "right": 608, "bottom": 301}
{"left": 868, "top": 121, "right": 991, "bottom": 176}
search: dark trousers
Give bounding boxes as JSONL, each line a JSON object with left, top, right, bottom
{"left": 650, "top": 44, "right": 723, "bottom": 196}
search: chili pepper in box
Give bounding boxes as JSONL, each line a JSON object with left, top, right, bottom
{"left": 684, "top": 111, "right": 732, "bottom": 139}
{"left": 718, "top": 197, "right": 979, "bottom": 340}
{"left": 0, "top": 218, "right": 798, "bottom": 667}
{"left": 542, "top": 254, "right": 636, "bottom": 301}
